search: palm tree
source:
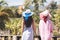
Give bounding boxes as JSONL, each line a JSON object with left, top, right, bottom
{"left": 32, "top": 0, "right": 47, "bottom": 13}
{"left": 24, "top": 0, "right": 32, "bottom": 9}
{"left": 49, "top": 1, "right": 57, "bottom": 10}
{"left": 0, "top": 0, "right": 8, "bottom": 30}
{"left": 0, "top": 0, "right": 8, "bottom": 11}
{"left": 0, "top": 0, "right": 8, "bottom": 5}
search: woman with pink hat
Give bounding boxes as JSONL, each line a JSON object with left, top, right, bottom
{"left": 22, "top": 9, "right": 36, "bottom": 40}
{"left": 39, "top": 10, "right": 53, "bottom": 40}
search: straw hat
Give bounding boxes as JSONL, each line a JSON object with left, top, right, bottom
{"left": 22, "top": 9, "right": 33, "bottom": 17}
{"left": 41, "top": 10, "right": 49, "bottom": 16}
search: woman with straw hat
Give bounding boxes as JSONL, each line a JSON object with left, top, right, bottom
{"left": 22, "top": 9, "right": 36, "bottom": 40}
{"left": 39, "top": 10, "right": 53, "bottom": 40}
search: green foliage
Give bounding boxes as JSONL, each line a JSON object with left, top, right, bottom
{"left": 0, "top": 13, "right": 9, "bottom": 30}
{"left": 33, "top": 13, "right": 40, "bottom": 27}
{"left": 1, "top": 8, "right": 15, "bottom": 17}
{"left": 41, "top": 0, "right": 46, "bottom": 3}
{"left": 51, "top": 9, "right": 60, "bottom": 36}
{"left": 54, "top": 9, "right": 60, "bottom": 28}
{"left": 5, "top": 18, "right": 22, "bottom": 35}
{"left": 0, "top": 0, "right": 8, "bottom": 5}
{"left": 53, "top": 31, "right": 59, "bottom": 36}
{"left": 0, "top": 0, "right": 8, "bottom": 11}
{"left": 24, "top": 0, "right": 32, "bottom": 9}
{"left": 49, "top": 1, "right": 57, "bottom": 10}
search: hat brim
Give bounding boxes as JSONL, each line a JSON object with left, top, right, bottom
{"left": 22, "top": 12, "right": 33, "bottom": 17}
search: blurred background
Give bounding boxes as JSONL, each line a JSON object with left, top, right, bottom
{"left": 0, "top": 0, "right": 60, "bottom": 40}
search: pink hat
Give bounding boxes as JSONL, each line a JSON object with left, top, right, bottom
{"left": 41, "top": 10, "right": 49, "bottom": 16}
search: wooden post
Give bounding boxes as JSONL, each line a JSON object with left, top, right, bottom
{"left": 12, "top": 36, "right": 17, "bottom": 40}
{"left": 34, "top": 36, "right": 41, "bottom": 40}
{"left": 53, "top": 36, "right": 57, "bottom": 40}
{"left": 1, "top": 36, "right": 4, "bottom": 40}
{"left": 5, "top": 36, "right": 8, "bottom": 40}
{"left": 0, "top": 37, "right": 2, "bottom": 40}
{"left": 8, "top": 36, "right": 11, "bottom": 40}
{"left": 17, "top": 36, "right": 21, "bottom": 40}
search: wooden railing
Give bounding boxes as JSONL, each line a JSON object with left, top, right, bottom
{"left": 0, "top": 35, "right": 60, "bottom": 40}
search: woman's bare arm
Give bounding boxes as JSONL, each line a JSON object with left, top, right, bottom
{"left": 32, "top": 20, "right": 36, "bottom": 34}
{"left": 22, "top": 20, "right": 24, "bottom": 33}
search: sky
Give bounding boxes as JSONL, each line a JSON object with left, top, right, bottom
{"left": 5, "top": 0, "right": 24, "bottom": 6}
{"left": 47, "top": 0, "right": 60, "bottom": 4}
{"left": 5, "top": 0, "right": 60, "bottom": 6}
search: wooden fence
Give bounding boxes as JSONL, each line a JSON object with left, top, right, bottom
{"left": 0, "top": 35, "right": 60, "bottom": 40}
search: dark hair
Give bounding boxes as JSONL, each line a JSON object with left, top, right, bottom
{"left": 24, "top": 16, "right": 33, "bottom": 27}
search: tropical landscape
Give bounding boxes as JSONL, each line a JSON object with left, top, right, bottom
{"left": 0, "top": 0, "right": 60, "bottom": 40}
